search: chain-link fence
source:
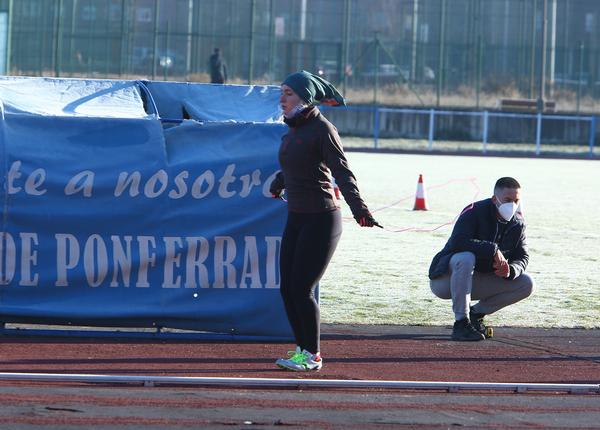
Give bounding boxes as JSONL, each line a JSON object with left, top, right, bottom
{"left": 1, "top": 0, "right": 599, "bottom": 112}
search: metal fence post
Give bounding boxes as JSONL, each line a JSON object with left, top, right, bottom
{"left": 589, "top": 115, "right": 597, "bottom": 158}
{"left": 482, "top": 110, "right": 489, "bottom": 153}
{"left": 268, "top": 0, "right": 275, "bottom": 80}
{"left": 152, "top": 0, "right": 160, "bottom": 80}
{"left": 119, "top": 0, "right": 128, "bottom": 77}
{"left": 185, "top": 0, "right": 193, "bottom": 81}
{"left": 535, "top": 112, "right": 542, "bottom": 155}
{"left": 53, "top": 0, "right": 63, "bottom": 77}
{"left": 163, "top": 20, "right": 170, "bottom": 81}
{"left": 341, "top": 0, "right": 351, "bottom": 94}
{"left": 428, "top": 109, "right": 435, "bottom": 151}
{"left": 374, "top": 106, "right": 380, "bottom": 149}
{"left": 248, "top": 0, "right": 256, "bottom": 84}
{"left": 6, "top": 0, "right": 13, "bottom": 74}
{"left": 577, "top": 41, "right": 584, "bottom": 114}
{"left": 436, "top": 0, "right": 447, "bottom": 107}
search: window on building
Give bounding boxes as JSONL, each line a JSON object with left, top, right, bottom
{"left": 82, "top": 5, "right": 97, "bottom": 21}
{"left": 585, "top": 13, "right": 594, "bottom": 33}
{"left": 109, "top": 4, "right": 122, "bottom": 22}
{"left": 275, "top": 17, "right": 285, "bottom": 37}
{"left": 20, "top": 1, "right": 41, "bottom": 18}
{"left": 420, "top": 24, "right": 429, "bottom": 43}
{"left": 136, "top": 7, "right": 153, "bottom": 23}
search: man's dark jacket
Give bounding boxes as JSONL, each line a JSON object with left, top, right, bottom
{"left": 428, "top": 198, "right": 529, "bottom": 281}
{"left": 209, "top": 53, "right": 227, "bottom": 83}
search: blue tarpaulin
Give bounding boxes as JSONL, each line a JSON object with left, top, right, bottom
{"left": 0, "top": 77, "right": 291, "bottom": 338}
{"left": 145, "top": 81, "right": 281, "bottom": 123}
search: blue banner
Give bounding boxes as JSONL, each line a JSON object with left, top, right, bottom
{"left": 0, "top": 80, "right": 291, "bottom": 338}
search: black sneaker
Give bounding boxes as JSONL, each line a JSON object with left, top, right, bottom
{"left": 452, "top": 318, "right": 485, "bottom": 341}
{"left": 469, "top": 308, "right": 490, "bottom": 338}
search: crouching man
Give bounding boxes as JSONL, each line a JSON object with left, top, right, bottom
{"left": 429, "top": 177, "right": 534, "bottom": 341}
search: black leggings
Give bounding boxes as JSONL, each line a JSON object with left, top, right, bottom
{"left": 279, "top": 209, "right": 342, "bottom": 354}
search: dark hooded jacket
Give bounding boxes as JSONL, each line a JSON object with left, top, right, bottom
{"left": 277, "top": 106, "right": 369, "bottom": 218}
{"left": 428, "top": 198, "right": 529, "bottom": 281}
{"left": 209, "top": 52, "right": 227, "bottom": 83}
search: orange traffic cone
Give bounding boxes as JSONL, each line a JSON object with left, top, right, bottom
{"left": 413, "top": 174, "right": 429, "bottom": 210}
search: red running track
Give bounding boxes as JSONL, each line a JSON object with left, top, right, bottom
{"left": 0, "top": 324, "right": 598, "bottom": 429}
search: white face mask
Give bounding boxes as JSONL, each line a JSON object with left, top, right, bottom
{"left": 495, "top": 196, "right": 519, "bottom": 221}
{"left": 283, "top": 103, "right": 308, "bottom": 118}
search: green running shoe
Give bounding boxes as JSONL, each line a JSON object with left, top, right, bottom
{"left": 275, "top": 347, "right": 302, "bottom": 369}
{"left": 276, "top": 349, "right": 323, "bottom": 372}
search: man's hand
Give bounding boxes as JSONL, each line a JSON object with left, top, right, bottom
{"left": 493, "top": 249, "right": 507, "bottom": 266}
{"left": 493, "top": 250, "right": 510, "bottom": 278}
{"left": 494, "top": 262, "right": 510, "bottom": 278}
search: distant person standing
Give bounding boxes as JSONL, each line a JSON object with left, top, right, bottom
{"left": 208, "top": 48, "right": 227, "bottom": 84}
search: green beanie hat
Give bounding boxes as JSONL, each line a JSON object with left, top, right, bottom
{"left": 282, "top": 70, "right": 346, "bottom": 106}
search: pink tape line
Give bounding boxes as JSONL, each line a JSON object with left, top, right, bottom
{"left": 346, "top": 177, "right": 481, "bottom": 233}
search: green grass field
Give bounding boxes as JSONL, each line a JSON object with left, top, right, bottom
{"left": 320, "top": 152, "right": 600, "bottom": 329}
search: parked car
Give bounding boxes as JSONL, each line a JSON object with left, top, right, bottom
{"left": 362, "top": 64, "right": 409, "bottom": 84}
{"left": 361, "top": 64, "right": 435, "bottom": 84}
{"left": 132, "top": 47, "right": 186, "bottom": 76}
{"left": 316, "top": 60, "right": 340, "bottom": 82}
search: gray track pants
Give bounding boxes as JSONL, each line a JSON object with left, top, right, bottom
{"left": 430, "top": 251, "right": 534, "bottom": 321}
